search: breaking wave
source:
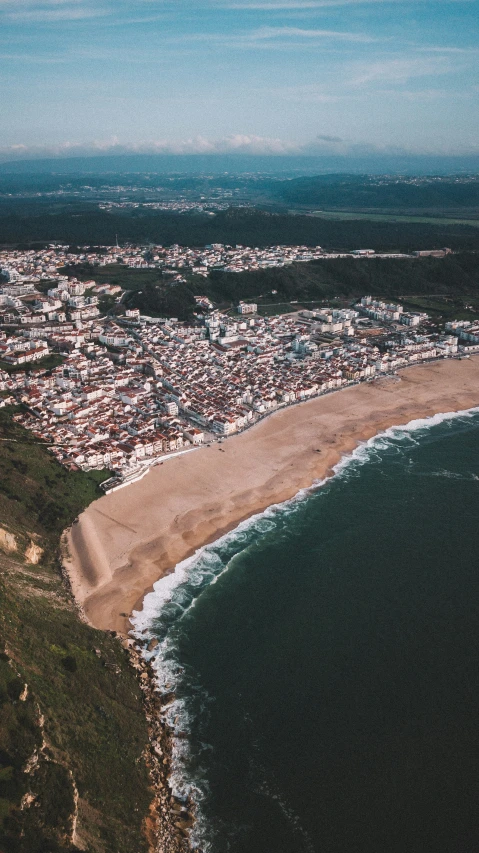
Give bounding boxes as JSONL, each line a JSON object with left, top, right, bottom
{"left": 130, "top": 405, "right": 479, "bottom": 851}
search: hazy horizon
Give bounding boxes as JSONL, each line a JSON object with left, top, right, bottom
{"left": 2, "top": 151, "right": 479, "bottom": 177}
{"left": 1, "top": 0, "right": 478, "bottom": 165}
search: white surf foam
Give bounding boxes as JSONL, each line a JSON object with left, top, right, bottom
{"left": 131, "top": 404, "right": 479, "bottom": 850}
{"left": 135, "top": 405, "right": 479, "bottom": 634}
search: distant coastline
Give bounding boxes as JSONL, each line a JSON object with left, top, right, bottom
{"left": 64, "top": 356, "right": 479, "bottom": 636}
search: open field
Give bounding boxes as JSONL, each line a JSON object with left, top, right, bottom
{"left": 303, "top": 209, "right": 479, "bottom": 227}
{"left": 255, "top": 299, "right": 345, "bottom": 317}
{"left": 397, "top": 295, "right": 479, "bottom": 322}
{"left": 60, "top": 263, "right": 161, "bottom": 292}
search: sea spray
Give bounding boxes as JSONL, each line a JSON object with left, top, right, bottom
{"left": 131, "top": 405, "right": 479, "bottom": 851}
{"left": 127, "top": 644, "right": 191, "bottom": 853}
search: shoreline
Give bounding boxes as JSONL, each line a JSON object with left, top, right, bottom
{"left": 63, "top": 356, "right": 479, "bottom": 636}
{"left": 127, "top": 644, "right": 192, "bottom": 853}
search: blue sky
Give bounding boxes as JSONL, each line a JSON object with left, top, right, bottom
{"left": 1, "top": 0, "right": 478, "bottom": 159}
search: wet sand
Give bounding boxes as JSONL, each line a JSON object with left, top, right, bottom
{"left": 64, "top": 358, "right": 479, "bottom": 635}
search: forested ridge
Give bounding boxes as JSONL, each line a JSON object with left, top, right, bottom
{"left": 274, "top": 175, "right": 479, "bottom": 210}
{"left": 2, "top": 207, "right": 479, "bottom": 253}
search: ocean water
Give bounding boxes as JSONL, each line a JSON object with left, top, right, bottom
{"left": 133, "top": 409, "right": 479, "bottom": 853}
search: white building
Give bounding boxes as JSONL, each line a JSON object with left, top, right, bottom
{"left": 237, "top": 302, "right": 257, "bottom": 315}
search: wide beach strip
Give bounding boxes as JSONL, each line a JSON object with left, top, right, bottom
{"left": 65, "top": 357, "right": 479, "bottom": 634}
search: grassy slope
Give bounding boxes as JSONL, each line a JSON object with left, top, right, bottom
{"left": 0, "top": 408, "right": 152, "bottom": 853}
{"left": 68, "top": 252, "right": 479, "bottom": 321}
{"left": 204, "top": 253, "right": 479, "bottom": 306}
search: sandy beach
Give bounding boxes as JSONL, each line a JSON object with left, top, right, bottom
{"left": 64, "top": 357, "right": 479, "bottom": 635}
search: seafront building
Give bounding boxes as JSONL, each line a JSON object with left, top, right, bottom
{"left": 0, "top": 243, "right": 465, "bottom": 486}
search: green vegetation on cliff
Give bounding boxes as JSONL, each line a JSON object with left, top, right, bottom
{"left": 70, "top": 252, "right": 479, "bottom": 322}
{"left": 204, "top": 251, "right": 479, "bottom": 307}
{"left": 0, "top": 408, "right": 153, "bottom": 853}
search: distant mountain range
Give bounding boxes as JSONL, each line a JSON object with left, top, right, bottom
{"left": 1, "top": 152, "right": 479, "bottom": 176}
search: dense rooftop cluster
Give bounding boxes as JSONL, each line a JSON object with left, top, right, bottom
{"left": 0, "top": 244, "right": 466, "bottom": 489}
{"left": 2, "top": 242, "right": 449, "bottom": 295}
{"left": 99, "top": 199, "right": 242, "bottom": 214}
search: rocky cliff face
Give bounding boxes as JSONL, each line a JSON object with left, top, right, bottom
{"left": 129, "top": 643, "right": 193, "bottom": 853}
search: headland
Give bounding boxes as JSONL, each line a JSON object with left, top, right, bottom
{"left": 64, "top": 357, "right": 479, "bottom": 634}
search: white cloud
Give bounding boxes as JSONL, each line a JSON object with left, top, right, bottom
{"left": 161, "top": 23, "right": 376, "bottom": 51}
{"left": 350, "top": 57, "right": 451, "bottom": 85}
{"left": 2, "top": 134, "right": 479, "bottom": 162}
{"left": 272, "top": 83, "right": 339, "bottom": 101}
{"left": 0, "top": 0, "right": 85, "bottom": 5}
{"left": 0, "top": 135, "right": 304, "bottom": 161}
{"left": 0, "top": 52, "right": 67, "bottom": 61}
{"left": 414, "top": 45, "right": 479, "bottom": 55}
{"left": 216, "top": 0, "right": 478, "bottom": 5}
{"left": 377, "top": 86, "right": 473, "bottom": 100}
{"left": 1, "top": 3, "right": 109, "bottom": 21}
{"left": 250, "top": 25, "right": 375, "bottom": 40}
{"left": 219, "top": 0, "right": 387, "bottom": 8}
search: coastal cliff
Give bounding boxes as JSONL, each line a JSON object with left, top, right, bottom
{"left": 5, "top": 356, "right": 479, "bottom": 851}
{"left": 0, "top": 406, "right": 162, "bottom": 852}
{"left": 128, "top": 644, "right": 193, "bottom": 853}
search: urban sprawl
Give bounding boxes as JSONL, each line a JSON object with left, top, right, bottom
{"left": 1, "top": 243, "right": 476, "bottom": 491}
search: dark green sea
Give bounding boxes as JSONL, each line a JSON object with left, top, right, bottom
{"left": 133, "top": 408, "right": 479, "bottom": 853}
